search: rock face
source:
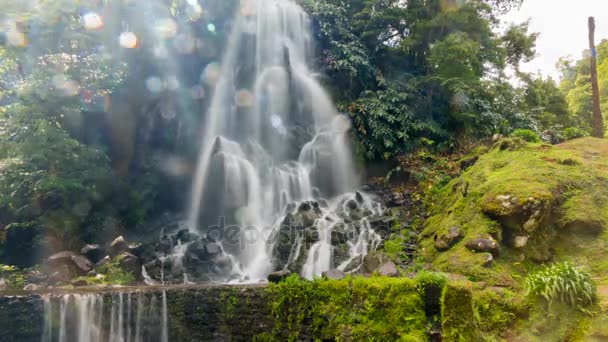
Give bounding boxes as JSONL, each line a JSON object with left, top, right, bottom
{"left": 109, "top": 236, "right": 129, "bottom": 257}
{"left": 434, "top": 226, "right": 463, "bottom": 251}
{"left": 422, "top": 137, "right": 608, "bottom": 282}
{"left": 378, "top": 262, "right": 399, "bottom": 277}
{"left": 46, "top": 251, "right": 93, "bottom": 280}
{"left": 80, "top": 244, "right": 104, "bottom": 263}
{"left": 117, "top": 252, "right": 142, "bottom": 280}
{"left": 465, "top": 238, "right": 500, "bottom": 256}
{"left": 322, "top": 269, "right": 346, "bottom": 280}
{"left": 268, "top": 269, "right": 292, "bottom": 283}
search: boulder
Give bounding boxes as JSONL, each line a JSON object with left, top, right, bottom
{"left": 117, "top": 252, "right": 141, "bottom": 281}
{"left": 379, "top": 262, "right": 399, "bottom": 277}
{"left": 205, "top": 242, "right": 222, "bottom": 256}
{"left": 513, "top": 236, "right": 529, "bottom": 249}
{"left": 47, "top": 251, "right": 93, "bottom": 276}
{"left": 322, "top": 269, "right": 346, "bottom": 280}
{"left": 80, "top": 244, "right": 104, "bottom": 263}
{"left": 175, "top": 229, "right": 195, "bottom": 243}
{"left": 482, "top": 253, "right": 494, "bottom": 268}
{"left": 465, "top": 238, "right": 500, "bottom": 256}
{"left": 434, "top": 226, "right": 463, "bottom": 252}
{"left": 109, "top": 236, "right": 129, "bottom": 256}
{"left": 128, "top": 243, "right": 145, "bottom": 258}
{"left": 267, "top": 269, "right": 292, "bottom": 283}
{"left": 361, "top": 252, "right": 390, "bottom": 274}
{"left": 23, "top": 284, "right": 40, "bottom": 291}
{"left": 95, "top": 256, "right": 111, "bottom": 269}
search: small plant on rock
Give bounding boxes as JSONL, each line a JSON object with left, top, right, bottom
{"left": 525, "top": 262, "right": 597, "bottom": 308}
{"left": 511, "top": 129, "right": 541, "bottom": 143}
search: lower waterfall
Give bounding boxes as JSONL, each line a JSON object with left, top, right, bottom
{"left": 41, "top": 292, "right": 169, "bottom": 342}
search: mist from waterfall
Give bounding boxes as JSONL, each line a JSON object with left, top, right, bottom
{"left": 186, "top": 0, "right": 374, "bottom": 282}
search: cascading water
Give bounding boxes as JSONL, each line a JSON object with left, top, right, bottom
{"left": 180, "top": 0, "right": 384, "bottom": 282}
{"left": 41, "top": 292, "right": 169, "bottom": 342}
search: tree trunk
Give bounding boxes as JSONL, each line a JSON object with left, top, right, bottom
{"left": 589, "top": 17, "right": 605, "bottom": 138}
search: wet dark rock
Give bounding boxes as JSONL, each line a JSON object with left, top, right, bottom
{"left": 434, "top": 226, "right": 463, "bottom": 252}
{"left": 155, "top": 235, "right": 175, "bottom": 254}
{"left": 465, "top": 238, "right": 500, "bottom": 256}
{"left": 346, "top": 199, "right": 358, "bottom": 210}
{"left": 47, "top": 251, "right": 93, "bottom": 276}
{"left": 176, "top": 229, "right": 195, "bottom": 243}
{"left": 341, "top": 256, "right": 362, "bottom": 273}
{"left": 80, "top": 244, "right": 104, "bottom": 263}
{"left": 355, "top": 191, "right": 364, "bottom": 203}
{"left": 322, "top": 269, "right": 346, "bottom": 280}
{"left": 213, "top": 255, "right": 233, "bottom": 274}
{"left": 267, "top": 269, "right": 292, "bottom": 283}
{"left": 205, "top": 242, "right": 222, "bottom": 256}
{"left": 109, "top": 236, "right": 129, "bottom": 256}
{"left": 186, "top": 240, "right": 208, "bottom": 260}
{"left": 379, "top": 262, "right": 399, "bottom": 277}
{"left": 128, "top": 243, "right": 145, "bottom": 258}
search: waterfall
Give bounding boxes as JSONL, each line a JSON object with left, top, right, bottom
{"left": 41, "top": 292, "right": 169, "bottom": 342}
{"left": 186, "top": 0, "right": 381, "bottom": 282}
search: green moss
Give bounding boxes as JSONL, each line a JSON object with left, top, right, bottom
{"left": 441, "top": 281, "right": 478, "bottom": 341}
{"left": 473, "top": 287, "right": 525, "bottom": 340}
{"left": 265, "top": 275, "right": 427, "bottom": 341}
{"left": 421, "top": 137, "right": 608, "bottom": 285}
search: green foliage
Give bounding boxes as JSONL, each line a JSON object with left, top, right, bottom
{"left": 348, "top": 88, "right": 446, "bottom": 159}
{"left": 415, "top": 270, "right": 448, "bottom": 291}
{"left": 304, "top": 0, "right": 542, "bottom": 159}
{"left": 563, "top": 127, "right": 589, "bottom": 141}
{"left": 265, "top": 275, "right": 427, "bottom": 341}
{"left": 511, "top": 129, "right": 541, "bottom": 143}
{"left": 525, "top": 262, "right": 597, "bottom": 308}
{"left": 76, "top": 260, "right": 135, "bottom": 286}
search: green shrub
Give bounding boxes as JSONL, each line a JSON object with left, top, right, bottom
{"left": 511, "top": 129, "right": 541, "bottom": 143}
{"left": 525, "top": 262, "right": 597, "bottom": 307}
{"left": 563, "top": 127, "right": 589, "bottom": 141}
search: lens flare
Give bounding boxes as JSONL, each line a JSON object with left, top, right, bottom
{"left": 119, "top": 32, "right": 138, "bottom": 48}
{"left": 82, "top": 12, "right": 103, "bottom": 30}
{"left": 174, "top": 33, "right": 195, "bottom": 54}
{"left": 201, "top": 62, "right": 221, "bottom": 86}
{"left": 145, "top": 76, "right": 163, "bottom": 93}
{"left": 207, "top": 23, "right": 216, "bottom": 33}
{"left": 166, "top": 76, "right": 180, "bottom": 91}
{"left": 6, "top": 29, "right": 27, "bottom": 47}
{"left": 52, "top": 75, "right": 80, "bottom": 96}
{"left": 155, "top": 18, "right": 178, "bottom": 39}
{"left": 235, "top": 89, "right": 255, "bottom": 107}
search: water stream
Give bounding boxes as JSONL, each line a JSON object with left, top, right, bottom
{"left": 41, "top": 292, "right": 169, "bottom": 342}
{"left": 183, "top": 0, "right": 382, "bottom": 282}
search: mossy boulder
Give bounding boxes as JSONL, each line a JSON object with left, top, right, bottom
{"left": 421, "top": 137, "right": 608, "bottom": 283}
{"left": 441, "top": 281, "right": 478, "bottom": 341}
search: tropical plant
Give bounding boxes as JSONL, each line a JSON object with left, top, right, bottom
{"left": 525, "top": 262, "right": 597, "bottom": 307}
